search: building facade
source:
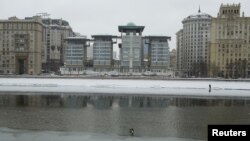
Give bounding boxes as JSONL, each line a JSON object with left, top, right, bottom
{"left": 177, "top": 9, "right": 212, "bottom": 77}
{"left": 118, "top": 23, "right": 144, "bottom": 72}
{"left": 144, "top": 36, "right": 171, "bottom": 73}
{"left": 176, "top": 29, "right": 183, "bottom": 75}
{"left": 60, "top": 37, "right": 89, "bottom": 75}
{"left": 209, "top": 4, "right": 250, "bottom": 78}
{"left": 42, "top": 18, "right": 74, "bottom": 73}
{"left": 0, "top": 16, "right": 44, "bottom": 75}
{"left": 170, "top": 48, "right": 177, "bottom": 70}
{"left": 92, "top": 35, "right": 117, "bottom": 72}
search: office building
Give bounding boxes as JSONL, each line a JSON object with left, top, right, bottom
{"left": 60, "top": 37, "right": 89, "bottom": 74}
{"left": 92, "top": 35, "right": 117, "bottom": 71}
{"left": 118, "top": 23, "right": 144, "bottom": 72}
{"left": 144, "top": 36, "right": 171, "bottom": 73}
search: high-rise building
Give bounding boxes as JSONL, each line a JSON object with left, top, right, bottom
{"left": 92, "top": 35, "right": 117, "bottom": 72}
{"left": 118, "top": 23, "right": 144, "bottom": 72}
{"left": 42, "top": 18, "right": 74, "bottom": 73}
{"left": 60, "top": 37, "right": 89, "bottom": 75}
{"left": 144, "top": 36, "right": 171, "bottom": 73}
{"left": 176, "top": 8, "right": 212, "bottom": 77}
{"left": 209, "top": 3, "right": 250, "bottom": 78}
{"left": 0, "top": 16, "right": 44, "bottom": 75}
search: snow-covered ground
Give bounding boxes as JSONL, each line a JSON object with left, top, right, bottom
{"left": 0, "top": 128, "right": 202, "bottom": 141}
{"left": 0, "top": 78, "right": 250, "bottom": 97}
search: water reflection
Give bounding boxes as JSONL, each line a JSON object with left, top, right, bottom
{"left": 1, "top": 94, "right": 250, "bottom": 140}
{"left": 1, "top": 94, "right": 250, "bottom": 108}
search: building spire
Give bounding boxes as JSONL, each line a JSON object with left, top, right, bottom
{"left": 198, "top": 5, "right": 201, "bottom": 13}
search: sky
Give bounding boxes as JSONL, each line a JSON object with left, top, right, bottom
{"left": 1, "top": 0, "right": 250, "bottom": 50}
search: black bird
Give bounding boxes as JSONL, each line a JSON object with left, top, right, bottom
{"left": 129, "top": 128, "right": 134, "bottom": 136}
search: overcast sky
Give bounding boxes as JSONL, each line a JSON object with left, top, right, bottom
{"left": 1, "top": 0, "right": 250, "bottom": 50}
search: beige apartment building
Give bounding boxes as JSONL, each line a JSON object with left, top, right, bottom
{"left": 209, "top": 4, "right": 250, "bottom": 78}
{"left": 0, "top": 16, "right": 43, "bottom": 75}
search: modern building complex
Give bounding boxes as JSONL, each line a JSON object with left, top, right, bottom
{"left": 41, "top": 17, "right": 74, "bottom": 73}
{"left": 118, "top": 23, "right": 145, "bottom": 72}
{"left": 92, "top": 35, "right": 117, "bottom": 72}
{"left": 176, "top": 8, "right": 212, "bottom": 77}
{"left": 144, "top": 36, "right": 171, "bottom": 73}
{"left": 0, "top": 16, "right": 44, "bottom": 75}
{"left": 60, "top": 37, "right": 89, "bottom": 75}
{"left": 209, "top": 4, "right": 250, "bottom": 78}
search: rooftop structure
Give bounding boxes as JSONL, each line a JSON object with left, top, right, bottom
{"left": 118, "top": 22, "right": 145, "bottom": 34}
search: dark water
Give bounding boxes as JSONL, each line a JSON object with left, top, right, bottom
{"left": 0, "top": 94, "right": 250, "bottom": 140}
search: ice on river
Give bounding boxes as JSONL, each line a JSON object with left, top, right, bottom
{"left": 0, "top": 78, "right": 250, "bottom": 97}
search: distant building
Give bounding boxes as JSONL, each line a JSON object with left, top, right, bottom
{"left": 118, "top": 23, "right": 144, "bottom": 72}
{"left": 170, "top": 48, "right": 177, "bottom": 70}
{"left": 176, "top": 8, "right": 212, "bottom": 77}
{"left": 0, "top": 16, "right": 44, "bottom": 75}
{"left": 144, "top": 36, "right": 171, "bottom": 73}
{"left": 113, "top": 51, "right": 118, "bottom": 60}
{"left": 92, "top": 35, "right": 117, "bottom": 72}
{"left": 41, "top": 18, "right": 74, "bottom": 73}
{"left": 87, "top": 44, "right": 93, "bottom": 61}
{"left": 176, "top": 29, "right": 183, "bottom": 75}
{"left": 209, "top": 3, "right": 250, "bottom": 78}
{"left": 60, "top": 37, "right": 89, "bottom": 75}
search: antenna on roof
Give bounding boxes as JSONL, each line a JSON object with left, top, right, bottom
{"left": 198, "top": 5, "right": 201, "bottom": 13}
{"left": 36, "top": 13, "right": 51, "bottom": 18}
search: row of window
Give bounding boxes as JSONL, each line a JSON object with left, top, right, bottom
{"left": 66, "top": 61, "right": 82, "bottom": 65}
{"left": 66, "top": 57, "right": 83, "bottom": 60}
{"left": 93, "top": 61, "right": 111, "bottom": 65}
{"left": 121, "top": 61, "right": 141, "bottom": 66}
{"left": 93, "top": 56, "right": 110, "bottom": 59}
{"left": 151, "top": 59, "right": 168, "bottom": 62}
{"left": 2, "top": 23, "right": 39, "bottom": 30}
{"left": 94, "top": 43, "right": 112, "bottom": 46}
{"left": 93, "top": 51, "right": 111, "bottom": 54}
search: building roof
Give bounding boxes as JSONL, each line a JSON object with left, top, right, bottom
{"left": 183, "top": 9, "right": 212, "bottom": 23}
{"left": 91, "top": 35, "right": 118, "bottom": 38}
{"left": 65, "top": 37, "right": 90, "bottom": 42}
{"left": 118, "top": 22, "right": 145, "bottom": 33}
{"left": 144, "top": 36, "right": 171, "bottom": 40}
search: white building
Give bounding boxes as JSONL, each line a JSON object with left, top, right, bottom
{"left": 118, "top": 23, "right": 144, "bottom": 72}
{"left": 176, "top": 8, "right": 212, "bottom": 77}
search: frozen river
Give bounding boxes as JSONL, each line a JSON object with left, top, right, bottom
{"left": 0, "top": 78, "right": 250, "bottom": 141}
{"left": 0, "top": 78, "right": 250, "bottom": 97}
